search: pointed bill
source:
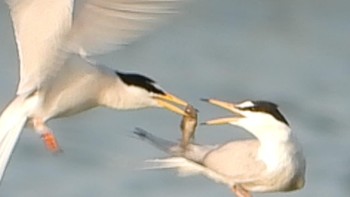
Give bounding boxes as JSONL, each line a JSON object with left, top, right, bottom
{"left": 202, "top": 117, "right": 240, "bottom": 125}
{"left": 201, "top": 98, "right": 242, "bottom": 114}
{"left": 154, "top": 93, "right": 188, "bottom": 116}
{"left": 201, "top": 98, "right": 244, "bottom": 125}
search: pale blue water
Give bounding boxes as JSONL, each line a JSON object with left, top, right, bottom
{"left": 0, "top": 0, "right": 349, "bottom": 196}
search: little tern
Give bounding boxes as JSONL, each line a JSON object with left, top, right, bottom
{"left": 0, "top": 0, "right": 188, "bottom": 183}
{"left": 134, "top": 99, "right": 306, "bottom": 197}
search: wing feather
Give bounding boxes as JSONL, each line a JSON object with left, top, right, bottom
{"left": 66, "top": 0, "right": 181, "bottom": 55}
{"left": 6, "top": 0, "right": 73, "bottom": 95}
{"left": 203, "top": 140, "right": 267, "bottom": 181}
{"left": 6, "top": 0, "right": 182, "bottom": 94}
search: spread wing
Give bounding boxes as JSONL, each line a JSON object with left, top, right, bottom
{"left": 65, "top": 0, "right": 181, "bottom": 55}
{"left": 6, "top": 0, "right": 73, "bottom": 95}
{"left": 6, "top": 0, "right": 181, "bottom": 95}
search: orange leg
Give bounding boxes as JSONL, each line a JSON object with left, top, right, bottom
{"left": 232, "top": 185, "right": 252, "bottom": 197}
{"left": 41, "top": 132, "right": 62, "bottom": 153}
{"left": 33, "top": 118, "right": 62, "bottom": 153}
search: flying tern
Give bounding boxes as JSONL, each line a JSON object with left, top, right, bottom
{"left": 0, "top": 0, "right": 188, "bottom": 183}
{"left": 134, "top": 99, "right": 306, "bottom": 197}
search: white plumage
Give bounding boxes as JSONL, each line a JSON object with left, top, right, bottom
{"left": 0, "top": 0, "right": 187, "bottom": 183}
{"left": 134, "top": 99, "right": 306, "bottom": 197}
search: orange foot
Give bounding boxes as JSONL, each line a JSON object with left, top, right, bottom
{"left": 41, "top": 133, "right": 62, "bottom": 154}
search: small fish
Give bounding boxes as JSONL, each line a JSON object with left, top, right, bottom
{"left": 180, "top": 105, "right": 198, "bottom": 149}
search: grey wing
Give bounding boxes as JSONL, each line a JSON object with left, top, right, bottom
{"left": 133, "top": 127, "right": 218, "bottom": 163}
{"left": 203, "top": 140, "right": 267, "bottom": 183}
{"left": 66, "top": 0, "right": 182, "bottom": 56}
{"left": 183, "top": 143, "right": 219, "bottom": 164}
{"left": 133, "top": 127, "right": 179, "bottom": 154}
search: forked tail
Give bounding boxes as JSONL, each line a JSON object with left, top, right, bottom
{"left": 0, "top": 96, "right": 33, "bottom": 183}
{"left": 144, "top": 157, "right": 232, "bottom": 186}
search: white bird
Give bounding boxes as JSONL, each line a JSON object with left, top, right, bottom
{"left": 134, "top": 99, "right": 306, "bottom": 197}
{"left": 0, "top": 0, "right": 188, "bottom": 183}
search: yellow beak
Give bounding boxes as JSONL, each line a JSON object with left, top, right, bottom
{"left": 201, "top": 98, "right": 243, "bottom": 125}
{"left": 154, "top": 93, "right": 189, "bottom": 116}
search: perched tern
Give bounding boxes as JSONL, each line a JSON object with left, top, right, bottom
{"left": 134, "top": 99, "right": 306, "bottom": 197}
{"left": 0, "top": 0, "right": 188, "bottom": 183}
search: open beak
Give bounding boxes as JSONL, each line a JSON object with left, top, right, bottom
{"left": 153, "top": 93, "right": 188, "bottom": 116}
{"left": 201, "top": 98, "right": 244, "bottom": 125}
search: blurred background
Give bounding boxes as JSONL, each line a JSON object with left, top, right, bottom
{"left": 0, "top": 0, "right": 349, "bottom": 196}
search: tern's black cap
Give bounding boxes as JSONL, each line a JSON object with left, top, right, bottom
{"left": 116, "top": 71, "right": 165, "bottom": 95}
{"left": 238, "top": 101, "right": 289, "bottom": 126}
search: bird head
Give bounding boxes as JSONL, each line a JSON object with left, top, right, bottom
{"left": 201, "top": 98, "right": 290, "bottom": 139}
{"left": 115, "top": 71, "right": 188, "bottom": 116}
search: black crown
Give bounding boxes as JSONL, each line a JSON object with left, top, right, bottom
{"left": 116, "top": 71, "right": 165, "bottom": 95}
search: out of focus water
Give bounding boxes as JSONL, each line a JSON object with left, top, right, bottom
{"left": 0, "top": 0, "right": 349, "bottom": 196}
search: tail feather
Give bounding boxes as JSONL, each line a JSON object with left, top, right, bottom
{"left": 0, "top": 118, "right": 26, "bottom": 181}
{"left": 145, "top": 157, "right": 233, "bottom": 185}
{"left": 0, "top": 96, "right": 32, "bottom": 183}
{"left": 144, "top": 157, "right": 205, "bottom": 176}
